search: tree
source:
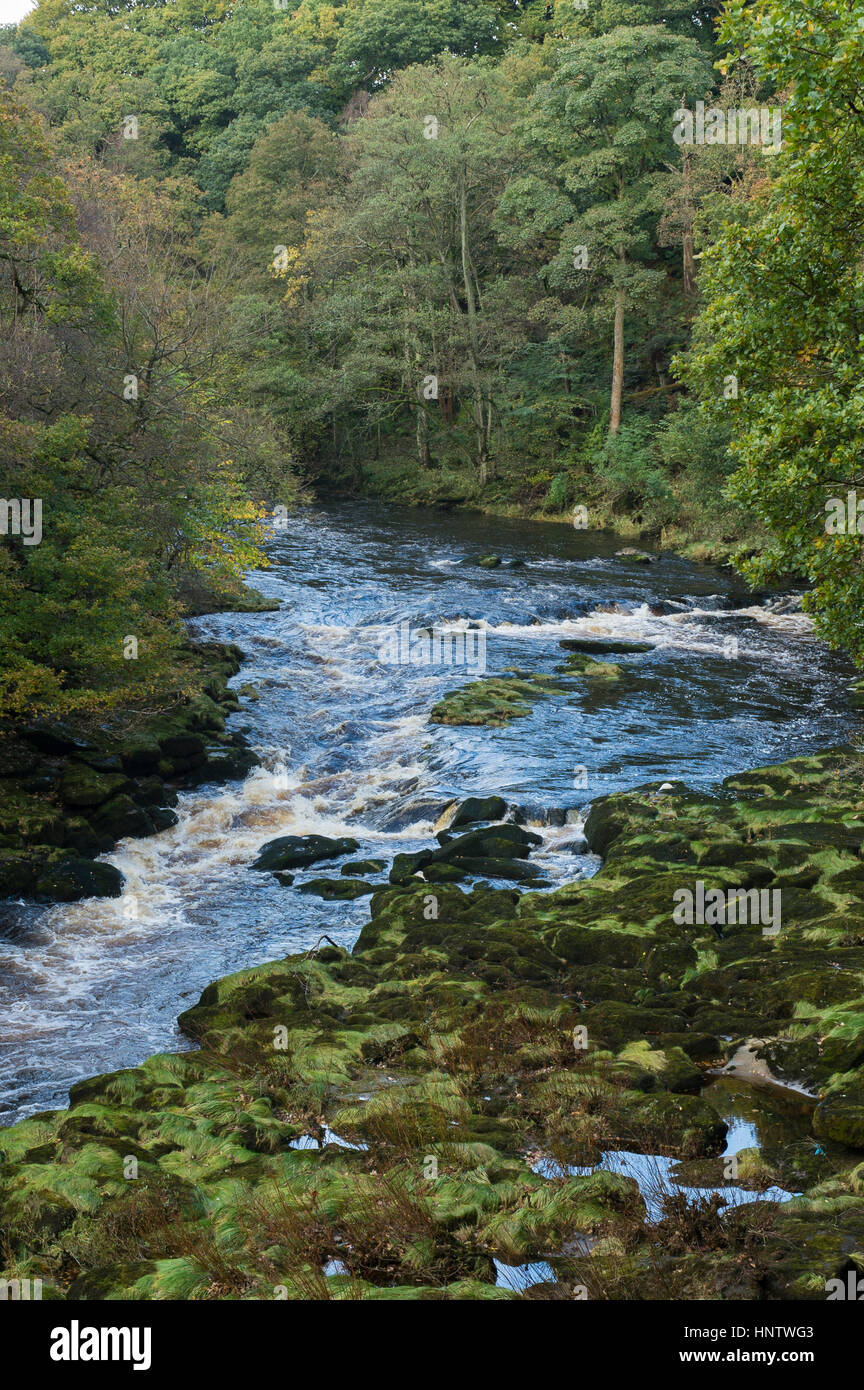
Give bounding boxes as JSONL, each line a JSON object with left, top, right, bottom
{"left": 684, "top": 0, "right": 864, "bottom": 661}
{"left": 280, "top": 56, "right": 531, "bottom": 481}
{"left": 501, "top": 26, "right": 713, "bottom": 434}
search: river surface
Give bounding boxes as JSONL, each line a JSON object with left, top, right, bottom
{"left": 0, "top": 502, "right": 858, "bottom": 1124}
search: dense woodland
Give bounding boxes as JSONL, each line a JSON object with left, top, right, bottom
{"left": 2, "top": 0, "right": 864, "bottom": 717}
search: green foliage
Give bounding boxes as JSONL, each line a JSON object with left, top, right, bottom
{"left": 6, "top": 0, "right": 863, "bottom": 681}
{"left": 0, "top": 91, "right": 289, "bottom": 718}
{"left": 685, "top": 0, "right": 864, "bottom": 660}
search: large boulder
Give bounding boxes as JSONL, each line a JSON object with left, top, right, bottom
{"left": 34, "top": 858, "right": 125, "bottom": 902}
{"left": 89, "top": 795, "right": 155, "bottom": 842}
{"left": 449, "top": 795, "right": 508, "bottom": 827}
{"left": 251, "top": 834, "right": 360, "bottom": 872}
{"left": 20, "top": 721, "right": 93, "bottom": 755}
{"left": 0, "top": 851, "right": 38, "bottom": 899}
{"left": 58, "top": 762, "right": 131, "bottom": 808}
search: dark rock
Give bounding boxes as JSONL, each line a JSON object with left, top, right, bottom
{"left": 78, "top": 753, "right": 124, "bottom": 773}
{"left": 341, "top": 859, "right": 386, "bottom": 876}
{"left": 90, "top": 796, "right": 156, "bottom": 841}
{"left": 118, "top": 739, "right": 162, "bottom": 773}
{"left": 183, "top": 746, "right": 260, "bottom": 786}
{"left": 446, "top": 856, "right": 543, "bottom": 882}
{"left": 159, "top": 732, "right": 206, "bottom": 760}
{"left": 449, "top": 795, "right": 508, "bottom": 827}
{"left": 58, "top": 762, "right": 131, "bottom": 808}
{"left": 0, "top": 739, "right": 39, "bottom": 779}
{"left": 21, "top": 721, "right": 94, "bottom": 755}
{"left": 62, "top": 818, "right": 103, "bottom": 857}
{"left": 0, "top": 851, "right": 38, "bottom": 899}
{"left": 298, "top": 878, "right": 375, "bottom": 900}
{"left": 133, "top": 776, "right": 178, "bottom": 807}
{"left": 251, "top": 834, "right": 360, "bottom": 872}
{"left": 559, "top": 637, "right": 653, "bottom": 655}
{"left": 34, "top": 858, "right": 125, "bottom": 902}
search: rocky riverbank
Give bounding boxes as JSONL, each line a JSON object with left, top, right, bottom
{"left": 3, "top": 743, "right": 864, "bottom": 1300}
{"left": 0, "top": 641, "right": 260, "bottom": 906}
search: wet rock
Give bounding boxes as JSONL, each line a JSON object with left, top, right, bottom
{"left": 20, "top": 721, "right": 94, "bottom": 755}
{"left": 77, "top": 752, "right": 124, "bottom": 773}
{"left": 422, "top": 862, "right": 469, "bottom": 883}
{"left": 430, "top": 672, "right": 567, "bottom": 726}
{"left": 118, "top": 738, "right": 162, "bottom": 773}
{"left": 89, "top": 795, "right": 155, "bottom": 841}
{"left": 133, "top": 777, "right": 178, "bottom": 808}
{"left": 341, "top": 859, "right": 386, "bottom": 876}
{"left": 559, "top": 637, "right": 653, "bottom": 655}
{"left": 62, "top": 818, "right": 103, "bottom": 857}
{"left": 445, "top": 856, "right": 544, "bottom": 882}
{"left": 555, "top": 652, "right": 624, "bottom": 680}
{"left": 615, "top": 548, "right": 654, "bottom": 564}
{"left": 0, "top": 739, "right": 39, "bottom": 779}
{"left": 58, "top": 762, "right": 131, "bottom": 809}
{"left": 183, "top": 745, "right": 260, "bottom": 786}
{"left": 0, "top": 851, "right": 39, "bottom": 899}
{"left": 34, "top": 858, "right": 125, "bottom": 902}
{"left": 251, "top": 833, "right": 360, "bottom": 872}
{"left": 814, "top": 1078, "right": 864, "bottom": 1149}
{"left": 298, "top": 878, "right": 375, "bottom": 900}
{"left": 449, "top": 795, "right": 508, "bottom": 827}
{"left": 158, "top": 731, "right": 206, "bottom": 760}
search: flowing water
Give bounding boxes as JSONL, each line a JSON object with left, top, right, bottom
{"left": 0, "top": 502, "right": 858, "bottom": 1125}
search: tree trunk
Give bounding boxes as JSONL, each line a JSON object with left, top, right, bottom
{"left": 416, "top": 403, "right": 431, "bottom": 470}
{"left": 609, "top": 286, "right": 625, "bottom": 436}
{"left": 681, "top": 148, "right": 696, "bottom": 299}
{"left": 458, "top": 167, "right": 487, "bottom": 479}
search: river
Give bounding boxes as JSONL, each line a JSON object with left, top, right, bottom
{"left": 0, "top": 501, "right": 857, "bottom": 1125}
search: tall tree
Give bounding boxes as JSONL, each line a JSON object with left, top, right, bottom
{"left": 500, "top": 25, "right": 712, "bottom": 434}
{"left": 685, "top": 0, "right": 864, "bottom": 663}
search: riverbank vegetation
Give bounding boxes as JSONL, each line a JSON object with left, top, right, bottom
{"left": 5, "top": 752, "right": 864, "bottom": 1300}
{"left": 3, "top": 1, "right": 863, "bottom": 685}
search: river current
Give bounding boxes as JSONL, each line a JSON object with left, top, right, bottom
{"left": 0, "top": 502, "right": 858, "bottom": 1124}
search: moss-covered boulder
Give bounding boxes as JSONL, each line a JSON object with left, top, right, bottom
{"left": 33, "top": 858, "right": 125, "bottom": 902}
{"left": 251, "top": 834, "right": 361, "bottom": 872}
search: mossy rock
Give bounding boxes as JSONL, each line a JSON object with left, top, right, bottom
{"left": 581, "top": 1001, "right": 685, "bottom": 1048}
{"left": 555, "top": 653, "right": 624, "bottom": 680}
{"left": 0, "top": 850, "right": 39, "bottom": 899}
{"left": 34, "top": 858, "right": 125, "bottom": 903}
{"left": 341, "top": 859, "right": 386, "bottom": 876}
{"left": 89, "top": 795, "right": 155, "bottom": 841}
{"left": 58, "top": 762, "right": 131, "bottom": 809}
{"left": 429, "top": 673, "right": 566, "bottom": 727}
{"left": 814, "top": 1075, "right": 864, "bottom": 1149}
{"left": 251, "top": 834, "right": 360, "bottom": 872}
{"left": 449, "top": 795, "right": 509, "bottom": 827}
{"left": 559, "top": 638, "right": 653, "bottom": 656}
{"left": 298, "top": 878, "right": 375, "bottom": 900}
